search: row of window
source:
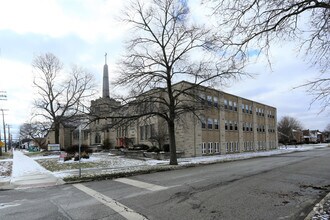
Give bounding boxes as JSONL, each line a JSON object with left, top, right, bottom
{"left": 226, "top": 142, "right": 240, "bottom": 153}
{"left": 201, "top": 118, "right": 275, "bottom": 133}
{"left": 202, "top": 141, "right": 278, "bottom": 155}
{"left": 201, "top": 142, "right": 220, "bottom": 154}
{"left": 201, "top": 117, "right": 219, "bottom": 129}
{"left": 200, "top": 94, "right": 219, "bottom": 108}
{"left": 224, "top": 99, "right": 238, "bottom": 111}
{"left": 225, "top": 120, "right": 238, "bottom": 131}
{"left": 140, "top": 124, "right": 155, "bottom": 140}
{"left": 241, "top": 104, "right": 253, "bottom": 114}
{"left": 200, "top": 93, "right": 276, "bottom": 118}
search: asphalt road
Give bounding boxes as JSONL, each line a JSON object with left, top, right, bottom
{"left": 1, "top": 147, "right": 330, "bottom": 220}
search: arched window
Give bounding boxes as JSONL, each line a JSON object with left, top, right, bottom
{"left": 95, "top": 133, "right": 101, "bottom": 144}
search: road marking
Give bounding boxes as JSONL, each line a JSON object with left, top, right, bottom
{"left": 0, "top": 203, "right": 21, "bottom": 209}
{"left": 73, "top": 184, "right": 148, "bottom": 220}
{"left": 115, "top": 178, "right": 168, "bottom": 191}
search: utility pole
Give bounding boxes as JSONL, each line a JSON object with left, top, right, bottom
{"left": 7, "top": 124, "right": 11, "bottom": 150}
{"left": 1, "top": 109, "right": 8, "bottom": 152}
{"left": 0, "top": 91, "right": 8, "bottom": 152}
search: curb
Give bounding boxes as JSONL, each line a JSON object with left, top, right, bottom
{"left": 304, "top": 192, "right": 330, "bottom": 220}
{"left": 0, "top": 180, "right": 14, "bottom": 190}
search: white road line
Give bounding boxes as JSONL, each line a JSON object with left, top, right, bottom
{"left": 115, "top": 178, "right": 168, "bottom": 191}
{"left": 73, "top": 184, "right": 148, "bottom": 220}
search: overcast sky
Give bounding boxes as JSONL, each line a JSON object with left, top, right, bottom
{"left": 0, "top": 0, "right": 328, "bottom": 141}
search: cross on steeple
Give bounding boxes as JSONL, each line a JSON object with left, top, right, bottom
{"left": 105, "top": 52, "right": 107, "bottom": 65}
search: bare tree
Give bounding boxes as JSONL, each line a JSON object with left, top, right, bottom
{"left": 324, "top": 123, "right": 330, "bottom": 132}
{"left": 148, "top": 121, "right": 168, "bottom": 150}
{"left": 32, "top": 53, "right": 97, "bottom": 145}
{"left": 277, "top": 116, "right": 304, "bottom": 144}
{"left": 19, "top": 122, "right": 49, "bottom": 149}
{"left": 114, "top": 0, "right": 245, "bottom": 165}
{"left": 206, "top": 0, "right": 330, "bottom": 110}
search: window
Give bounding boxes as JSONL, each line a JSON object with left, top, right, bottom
{"left": 95, "top": 133, "right": 101, "bottom": 144}
{"left": 140, "top": 126, "right": 145, "bottom": 140}
{"left": 229, "top": 101, "right": 233, "bottom": 110}
{"left": 145, "top": 124, "right": 150, "bottom": 140}
{"left": 208, "top": 142, "right": 213, "bottom": 154}
{"left": 236, "top": 142, "right": 239, "bottom": 152}
{"left": 84, "top": 131, "right": 89, "bottom": 140}
{"left": 226, "top": 143, "right": 229, "bottom": 152}
{"left": 242, "top": 104, "right": 245, "bottom": 113}
{"left": 242, "top": 122, "right": 245, "bottom": 131}
{"left": 214, "top": 97, "right": 218, "bottom": 107}
{"left": 215, "top": 142, "right": 219, "bottom": 153}
{"left": 234, "top": 102, "right": 237, "bottom": 111}
{"left": 249, "top": 105, "right": 252, "bottom": 114}
{"left": 229, "top": 121, "right": 233, "bottom": 130}
{"left": 150, "top": 124, "right": 155, "bottom": 137}
{"left": 202, "top": 142, "right": 206, "bottom": 154}
{"left": 201, "top": 116, "right": 206, "bottom": 129}
{"left": 200, "top": 93, "right": 206, "bottom": 105}
{"left": 250, "top": 123, "right": 253, "bottom": 131}
{"left": 224, "top": 99, "right": 228, "bottom": 109}
{"left": 73, "top": 131, "right": 79, "bottom": 140}
{"left": 208, "top": 118, "right": 213, "bottom": 129}
{"left": 207, "top": 95, "right": 212, "bottom": 106}
{"left": 214, "top": 119, "right": 219, "bottom": 129}
{"left": 234, "top": 121, "right": 238, "bottom": 130}
{"left": 225, "top": 120, "right": 228, "bottom": 130}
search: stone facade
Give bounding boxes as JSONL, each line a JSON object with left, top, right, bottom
{"left": 161, "top": 82, "right": 278, "bottom": 157}
{"left": 116, "top": 81, "right": 278, "bottom": 157}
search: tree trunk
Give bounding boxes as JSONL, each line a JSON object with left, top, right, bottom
{"left": 55, "top": 122, "right": 60, "bottom": 145}
{"left": 168, "top": 120, "right": 178, "bottom": 165}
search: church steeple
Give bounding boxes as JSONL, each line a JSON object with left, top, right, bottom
{"left": 102, "top": 53, "right": 110, "bottom": 98}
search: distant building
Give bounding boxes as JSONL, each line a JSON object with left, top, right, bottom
{"left": 47, "top": 115, "right": 89, "bottom": 150}
{"left": 303, "top": 129, "right": 318, "bottom": 144}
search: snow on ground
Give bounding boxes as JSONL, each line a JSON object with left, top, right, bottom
{"left": 177, "top": 144, "right": 329, "bottom": 165}
{"left": 11, "top": 150, "right": 52, "bottom": 177}
{"left": 0, "top": 161, "right": 12, "bottom": 179}
{"left": 0, "top": 144, "right": 329, "bottom": 180}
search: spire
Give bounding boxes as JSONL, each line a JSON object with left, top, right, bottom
{"left": 102, "top": 53, "right": 110, "bottom": 98}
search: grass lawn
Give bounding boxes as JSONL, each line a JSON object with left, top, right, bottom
{"left": 36, "top": 158, "right": 100, "bottom": 172}
{"left": 36, "top": 155, "right": 147, "bottom": 172}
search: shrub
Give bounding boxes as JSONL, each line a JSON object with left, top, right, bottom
{"left": 64, "top": 155, "right": 73, "bottom": 161}
{"left": 132, "top": 144, "right": 149, "bottom": 151}
{"left": 147, "top": 146, "right": 161, "bottom": 153}
{"left": 81, "top": 151, "right": 90, "bottom": 159}
{"left": 66, "top": 144, "right": 92, "bottom": 154}
{"left": 103, "top": 139, "right": 112, "bottom": 150}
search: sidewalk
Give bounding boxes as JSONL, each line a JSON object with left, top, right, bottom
{"left": 8, "top": 150, "right": 64, "bottom": 189}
